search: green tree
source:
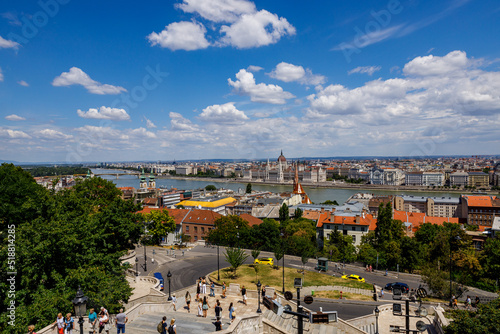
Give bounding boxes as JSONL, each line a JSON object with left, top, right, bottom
{"left": 251, "top": 249, "right": 261, "bottom": 263}
{"left": 224, "top": 247, "right": 249, "bottom": 275}
{"left": 205, "top": 184, "right": 217, "bottom": 191}
{"left": 206, "top": 215, "right": 250, "bottom": 247}
{"left": 320, "top": 200, "right": 339, "bottom": 205}
{"left": 179, "top": 232, "right": 191, "bottom": 247}
{"left": 445, "top": 298, "right": 500, "bottom": 334}
{"left": 0, "top": 175, "right": 142, "bottom": 334}
{"left": 294, "top": 207, "right": 303, "bottom": 219}
{"left": 246, "top": 183, "right": 252, "bottom": 193}
{"left": 399, "top": 236, "right": 421, "bottom": 273}
{"left": 142, "top": 209, "right": 176, "bottom": 245}
{"left": 357, "top": 243, "right": 378, "bottom": 266}
{"left": 250, "top": 219, "right": 280, "bottom": 251}
{"left": 279, "top": 203, "right": 289, "bottom": 222}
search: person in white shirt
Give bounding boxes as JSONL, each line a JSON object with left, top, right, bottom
{"left": 171, "top": 293, "right": 177, "bottom": 311}
{"left": 51, "top": 313, "right": 65, "bottom": 334}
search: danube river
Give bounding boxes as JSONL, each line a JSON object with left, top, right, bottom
{"left": 92, "top": 169, "right": 459, "bottom": 204}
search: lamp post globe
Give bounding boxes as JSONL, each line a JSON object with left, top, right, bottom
{"left": 167, "top": 270, "right": 173, "bottom": 301}
{"left": 72, "top": 286, "right": 88, "bottom": 334}
{"left": 374, "top": 306, "right": 380, "bottom": 334}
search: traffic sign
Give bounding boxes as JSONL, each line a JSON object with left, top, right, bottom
{"left": 304, "top": 295, "right": 314, "bottom": 304}
{"left": 416, "top": 288, "right": 427, "bottom": 299}
{"left": 284, "top": 291, "right": 293, "bottom": 301}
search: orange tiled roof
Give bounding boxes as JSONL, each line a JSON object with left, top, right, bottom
{"left": 316, "top": 212, "right": 375, "bottom": 228}
{"left": 463, "top": 195, "right": 498, "bottom": 207}
{"left": 303, "top": 210, "right": 321, "bottom": 221}
{"left": 393, "top": 210, "right": 459, "bottom": 232}
{"left": 239, "top": 213, "right": 263, "bottom": 227}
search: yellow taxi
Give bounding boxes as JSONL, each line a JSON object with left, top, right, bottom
{"left": 341, "top": 274, "right": 366, "bottom": 282}
{"left": 254, "top": 257, "right": 274, "bottom": 266}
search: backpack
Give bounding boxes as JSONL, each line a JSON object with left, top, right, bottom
{"left": 157, "top": 322, "right": 163, "bottom": 333}
{"left": 168, "top": 325, "right": 175, "bottom": 334}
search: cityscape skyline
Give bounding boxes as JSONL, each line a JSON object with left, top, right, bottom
{"left": 1, "top": 0, "right": 500, "bottom": 163}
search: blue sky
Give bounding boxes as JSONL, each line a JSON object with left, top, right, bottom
{"left": 1, "top": 0, "right": 500, "bottom": 163}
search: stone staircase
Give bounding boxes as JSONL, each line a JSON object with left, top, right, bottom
{"left": 126, "top": 311, "right": 216, "bottom": 334}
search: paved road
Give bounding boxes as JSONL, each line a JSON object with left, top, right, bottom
{"left": 135, "top": 244, "right": 495, "bottom": 319}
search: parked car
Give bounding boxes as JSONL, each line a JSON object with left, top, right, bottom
{"left": 254, "top": 257, "right": 274, "bottom": 266}
{"left": 341, "top": 274, "right": 366, "bottom": 282}
{"left": 384, "top": 282, "right": 409, "bottom": 293}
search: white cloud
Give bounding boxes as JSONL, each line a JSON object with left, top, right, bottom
{"left": 0, "top": 128, "right": 31, "bottom": 139}
{"left": 2, "top": 12, "right": 22, "bottom": 26}
{"left": 130, "top": 127, "right": 157, "bottom": 139}
{"left": 0, "top": 35, "right": 20, "bottom": 49}
{"left": 176, "top": 0, "right": 256, "bottom": 23}
{"left": 199, "top": 102, "right": 249, "bottom": 123}
{"left": 307, "top": 51, "right": 500, "bottom": 120}
{"left": 77, "top": 106, "right": 130, "bottom": 121}
{"left": 52, "top": 67, "right": 127, "bottom": 95}
{"left": 147, "top": 21, "right": 210, "bottom": 51}
{"left": 348, "top": 66, "right": 381, "bottom": 76}
{"left": 228, "top": 69, "right": 295, "bottom": 104}
{"left": 0, "top": 67, "right": 3, "bottom": 82}
{"left": 145, "top": 117, "right": 157, "bottom": 128}
{"left": 268, "top": 62, "right": 326, "bottom": 85}
{"left": 17, "top": 80, "right": 29, "bottom": 86}
{"left": 219, "top": 10, "right": 295, "bottom": 49}
{"left": 247, "top": 65, "right": 263, "bottom": 72}
{"left": 403, "top": 50, "right": 469, "bottom": 76}
{"left": 5, "top": 114, "right": 26, "bottom": 121}
{"left": 169, "top": 112, "right": 200, "bottom": 132}
{"left": 36, "top": 129, "right": 73, "bottom": 140}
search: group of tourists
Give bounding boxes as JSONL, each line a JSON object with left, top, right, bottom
{"left": 158, "top": 317, "right": 177, "bottom": 334}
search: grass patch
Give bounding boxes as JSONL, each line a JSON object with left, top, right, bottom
{"left": 209, "top": 264, "right": 372, "bottom": 291}
{"left": 313, "top": 291, "right": 374, "bottom": 301}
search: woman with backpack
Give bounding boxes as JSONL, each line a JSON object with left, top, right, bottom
{"left": 168, "top": 318, "right": 176, "bottom": 334}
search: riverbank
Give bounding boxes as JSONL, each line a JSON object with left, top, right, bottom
{"left": 155, "top": 175, "right": 498, "bottom": 195}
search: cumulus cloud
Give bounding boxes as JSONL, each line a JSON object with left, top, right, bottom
{"left": 403, "top": 50, "right": 469, "bottom": 76}
{"left": 0, "top": 128, "right": 31, "bottom": 139}
{"left": 228, "top": 69, "right": 295, "bottom": 104}
{"left": 52, "top": 67, "right": 127, "bottom": 95}
{"left": 145, "top": 117, "right": 157, "bottom": 128}
{"left": 219, "top": 10, "right": 295, "bottom": 49}
{"left": 36, "top": 129, "right": 73, "bottom": 140}
{"left": 307, "top": 51, "right": 500, "bottom": 121}
{"left": 77, "top": 106, "right": 130, "bottom": 121}
{"left": 130, "top": 127, "right": 157, "bottom": 138}
{"left": 5, "top": 114, "right": 26, "bottom": 121}
{"left": 199, "top": 102, "right": 249, "bottom": 123}
{"left": 17, "top": 80, "right": 29, "bottom": 86}
{"left": 169, "top": 112, "right": 200, "bottom": 132}
{"left": 176, "top": 0, "right": 256, "bottom": 23}
{"left": 348, "top": 66, "right": 381, "bottom": 76}
{"left": 269, "top": 62, "right": 326, "bottom": 85}
{"left": 0, "top": 35, "right": 20, "bottom": 49}
{"left": 147, "top": 21, "right": 210, "bottom": 51}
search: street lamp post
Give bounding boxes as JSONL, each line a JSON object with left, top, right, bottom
{"left": 72, "top": 286, "right": 88, "bottom": 334}
{"left": 135, "top": 257, "right": 139, "bottom": 279}
{"left": 450, "top": 235, "right": 461, "bottom": 300}
{"left": 256, "top": 280, "right": 262, "bottom": 313}
{"left": 217, "top": 243, "right": 220, "bottom": 281}
{"left": 167, "top": 271, "right": 172, "bottom": 301}
{"left": 280, "top": 232, "right": 285, "bottom": 294}
{"left": 143, "top": 222, "right": 147, "bottom": 272}
{"left": 374, "top": 306, "right": 380, "bottom": 334}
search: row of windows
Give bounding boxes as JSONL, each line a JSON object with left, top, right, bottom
{"left": 185, "top": 226, "right": 213, "bottom": 233}
{"left": 324, "top": 225, "right": 366, "bottom": 232}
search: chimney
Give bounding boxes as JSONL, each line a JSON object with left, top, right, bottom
{"left": 355, "top": 215, "right": 360, "bottom": 224}
{"left": 320, "top": 207, "right": 325, "bottom": 214}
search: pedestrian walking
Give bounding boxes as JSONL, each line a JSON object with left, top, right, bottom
{"left": 98, "top": 312, "right": 109, "bottom": 334}
{"left": 210, "top": 281, "right": 215, "bottom": 297}
{"left": 115, "top": 308, "right": 128, "bottom": 334}
{"left": 88, "top": 309, "right": 97, "bottom": 334}
{"left": 160, "top": 316, "right": 168, "bottom": 334}
{"left": 52, "top": 313, "right": 65, "bottom": 334}
{"left": 202, "top": 277, "right": 207, "bottom": 294}
{"left": 241, "top": 285, "right": 247, "bottom": 305}
{"left": 369, "top": 264, "right": 372, "bottom": 272}
{"left": 64, "top": 313, "right": 74, "bottom": 334}
{"left": 197, "top": 301, "right": 203, "bottom": 317}
{"left": 380, "top": 289, "right": 384, "bottom": 299}
{"left": 222, "top": 281, "right": 227, "bottom": 298}
{"left": 213, "top": 316, "right": 222, "bottom": 331}
{"left": 214, "top": 299, "right": 222, "bottom": 321}
{"left": 28, "top": 324, "right": 37, "bottom": 334}
{"left": 262, "top": 286, "right": 266, "bottom": 298}
{"left": 171, "top": 293, "right": 177, "bottom": 311}
{"left": 185, "top": 291, "right": 191, "bottom": 312}
{"left": 196, "top": 278, "right": 201, "bottom": 301}
{"left": 202, "top": 296, "right": 210, "bottom": 318}
{"left": 167, "top": 318, "right": 176, "bottom": 334}
{"left": 228, "top": 302, "right": 235, "bottom": 324}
